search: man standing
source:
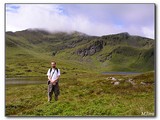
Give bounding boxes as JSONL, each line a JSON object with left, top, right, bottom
{"left": 47, "top": 61, "right": 60, "bottom": 102}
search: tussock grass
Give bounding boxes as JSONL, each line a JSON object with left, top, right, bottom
{"left": 5, "top": 31, "right": 155, "bottom": 116}
{"left": 6, "top": 72, "right": 155, "bottom": 116}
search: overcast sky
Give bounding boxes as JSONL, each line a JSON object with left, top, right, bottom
{"left": 6, "top": 4, "right": 155, "bottom": 39}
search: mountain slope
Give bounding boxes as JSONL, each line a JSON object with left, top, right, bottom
{"left": 6, "top": 29, "right": 155, "bottom": 76}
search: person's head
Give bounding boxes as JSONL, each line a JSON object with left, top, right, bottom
{"left": 51, "top": 61, "right": 56, "bottom": 68}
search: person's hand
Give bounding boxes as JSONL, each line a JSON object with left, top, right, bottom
{"left": 52, "top": 81, "right": 56, "bottom": 85}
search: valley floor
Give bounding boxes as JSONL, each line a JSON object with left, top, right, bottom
{"left": 5, "top": 71, "right": 155, "bottom": 116}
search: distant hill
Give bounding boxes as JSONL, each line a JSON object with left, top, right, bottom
{"left": 6, "top": 29, "right": 155, "bottom": 76}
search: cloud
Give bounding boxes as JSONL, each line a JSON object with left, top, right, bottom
{"left": 142, "top": 26, "right": 154, "bottom": 38}
{"left": 6, "top": 4, "right": 155, "bottom": 39}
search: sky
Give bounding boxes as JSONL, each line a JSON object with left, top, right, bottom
{"left": 6, "top": 4, "right": 155, "bottom": 39}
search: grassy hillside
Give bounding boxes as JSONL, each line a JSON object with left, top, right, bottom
{"left": 6, "top": 29, "right": 155, "bottom": 76}
{"left": 5, "top": 29, "right": 155, "bottom": 116}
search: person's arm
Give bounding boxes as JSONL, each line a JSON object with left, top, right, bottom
{"left": 47, "top": 69, "right": 51, "bottom": 81}
{"left": 53, "top": 75, "right": 60, "bottom": 83}
{"left": 48, "top": 76, "right": 51, "bottom": 81}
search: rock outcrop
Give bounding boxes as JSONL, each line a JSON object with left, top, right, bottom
{"left": 76, "top": 40, "right": 103, "bottom": 57}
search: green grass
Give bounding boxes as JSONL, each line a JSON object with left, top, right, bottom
{"left": 5, "top": 30, "right": 155, "bottom": 116}
{"left": 5, "top": 30, "right": 155, "bottom": 76}
{"left": 6, "top": 72, "right": 155, "bottom": 116}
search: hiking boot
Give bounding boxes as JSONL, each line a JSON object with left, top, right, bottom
{"left": 48, "top": 97, "right": 51, "bottom": 102}
{"left": 55, "top": 96, "right": 58, "bottom": 101}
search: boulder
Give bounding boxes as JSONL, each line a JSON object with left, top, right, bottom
{"left": 140, "top": 82, "right": 146, "bottom": 85}
{"left": 114, "top": 81, "right": 120, "bottom": 85}
{"left": 111, "top": 77, "right": 117, "bottom": 81}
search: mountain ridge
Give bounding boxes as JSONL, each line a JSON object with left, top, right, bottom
{"left": 6, "top": 29, "right": 155, "bottom": 76}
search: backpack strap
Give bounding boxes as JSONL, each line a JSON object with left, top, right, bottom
{"left": 50, "top": 68, "right": 52, "bottom": 73}
{"left": 55, "top": 68, "right": 59, "bottom": 73}
{"left": 50, "top": 68, "right": 58, "bottom": 73}
{"left": 50, "top": 68, "right": 58, "bottom": 77}
{"left": 49, "top": 68, "right": 55, "bottom": 78}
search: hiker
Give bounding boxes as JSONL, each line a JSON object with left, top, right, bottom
{"left": 47, "top": 61, "right": 60, "bottom": 102}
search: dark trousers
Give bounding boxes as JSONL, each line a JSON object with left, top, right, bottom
{"left": 48, "top": 82, "right": 60, "bottom": 101}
